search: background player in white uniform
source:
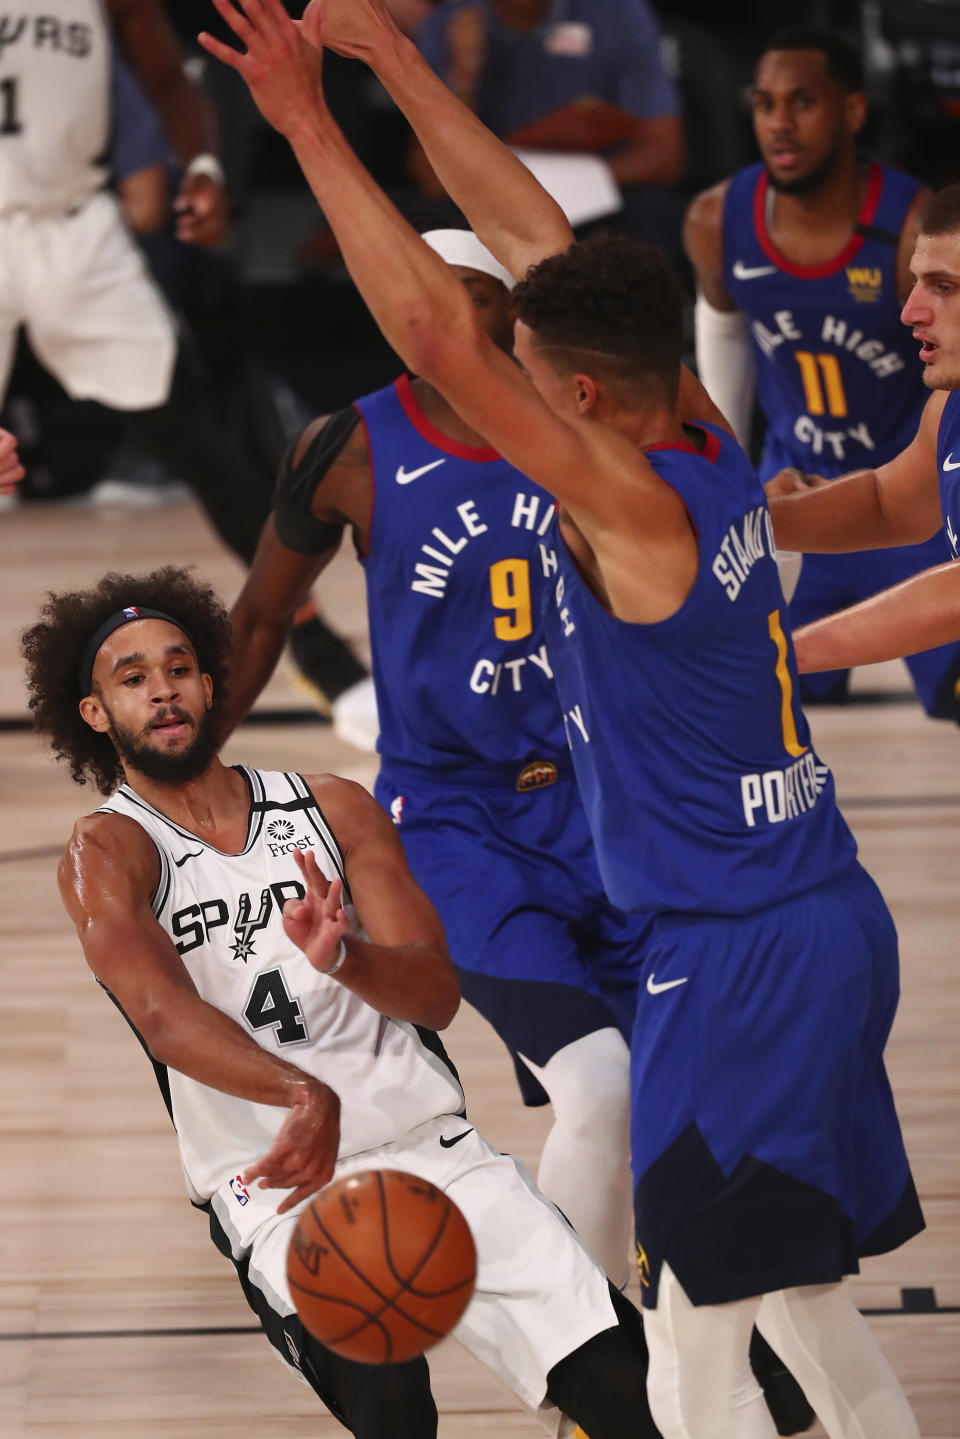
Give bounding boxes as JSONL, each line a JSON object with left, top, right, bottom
{"left": 1, "top": 0, "right": 364, "bottom": 705}
{"left": 29, "top": 565, "right": 661, "bottom": 1439}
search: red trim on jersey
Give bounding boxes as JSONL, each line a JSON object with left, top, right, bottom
{"left": 752, "top": 161, "right": 883, "bottom": 279}
{"left": 646, "top": 427, "right": 721, "bottom": 464}
{"left": 395, "top": 374, "right": 500, "bottom": 461}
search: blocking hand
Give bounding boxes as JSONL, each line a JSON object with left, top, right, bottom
{"left": 199, "top": 0, "right": 325, "bottom": 137}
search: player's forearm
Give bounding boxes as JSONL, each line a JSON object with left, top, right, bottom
{"left": 286, "top": 118, "right": 486, "bottom": 389}
{"left": 223, "top": 613, "right": 288, "bottom": 737}
{"left": 362, "top": 26, "right": 573, "bottom": 277}
{"left": 332, "top": 936, "right": 460, "bottom": 1031}
{"left": 768, "top": 470, "right": 899, "bottom": 553}
{"left": 794, "top": 562, "right": 960, "bottom": 672}
{"left": 142, "top": 982, "right": 321, "bottom": 1105}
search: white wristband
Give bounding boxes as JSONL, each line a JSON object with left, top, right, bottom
{"left": 323, "top": 939, "right": 348, "bottom": 976}
{"left": 184, "top": 152, "right": 226, "bottom": 187}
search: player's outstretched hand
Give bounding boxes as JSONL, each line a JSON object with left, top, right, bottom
{"left": 282, "top": 847, "right": 350, "bottom": 974}
{"left": 764, "top": 466, "right": 830, "bottom": 498}
{"left": 242, "top": 1079, "right": 341, "bottom": 1213}
{"left": 198, "top": 0, "right": 326, "bottom": 138}
{"left": 0, "top": 428, "right": 25, "bottom": 496}
{"left": 299, "top": 0, "right": 396, "bottom": 60}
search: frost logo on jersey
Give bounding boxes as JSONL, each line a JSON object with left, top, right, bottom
{"left": 231, "top": 888, "right": 272, "bottom": 963}
{"left": 846, "top": 266, "right": 882, "bottom": 303}
{"left": 265, "top": 818, "right": 317, "bottom": 858}
{"left": 229, "top": 1175, "right": 250, "bottom": 1206}
{"left": 390, "top": 795, "right": 405, "bottom": 825}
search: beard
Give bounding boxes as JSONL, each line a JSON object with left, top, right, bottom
{"left": 107, "top": 703, "right": 219, "bottom": 786}
{"left": 766, "top": 135, "right": 843, "bottom": 197}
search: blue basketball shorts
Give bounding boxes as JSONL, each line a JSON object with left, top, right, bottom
{"left": 630, "top": 862, "right": 923, "bottom": 1307}
{"left": 375, "top": 759, "right": 651, "bottom": 1105}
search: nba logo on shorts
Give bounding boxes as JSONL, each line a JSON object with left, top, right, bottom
{"left": 390, "top": 795, "right": 405, "bottom": 825}
{"left": 229, "top": 1175, "right": 250, "bottom": 1206}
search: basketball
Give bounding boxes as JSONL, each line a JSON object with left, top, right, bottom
{"left": 287, "top": 1169, "right": 478, "bottom": 1363}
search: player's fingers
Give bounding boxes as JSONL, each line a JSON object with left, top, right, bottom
{"left": 321, "top": 877, "right": 343, "bottom": 920}
{"left": 197, "top": 30, "right": 245, "bottom": 69}
{"left": 207, "top": 0, "right": 261, "bottom": 48}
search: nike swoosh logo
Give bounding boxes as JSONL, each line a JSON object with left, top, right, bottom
{"left": 439, "top": 1129, "right": 473, "bottom": 1148}
{"left": 732, "top": 260, "right": 777, "bottom": 280}
{"left": 396, "top": 459, "right": 446, "bottom": 485}
{"left": 646, "top": 974, "right": 689, "bottom": 995}
{"left": 174, "top": 849, "right": 204, "bottom": 867}
{"left": 943, "top": 453, "right": 960, "bottom": 471}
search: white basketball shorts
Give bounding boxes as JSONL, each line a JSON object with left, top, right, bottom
{"left": 0, "top": 190, "right": 176, "bottom": 410}
{"left": 209, "top": 1114, "right": 619, "bottom": 1431}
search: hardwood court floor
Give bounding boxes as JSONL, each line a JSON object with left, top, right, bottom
{"left": 1, "top": 498, "right": 958, "bottom": 1435}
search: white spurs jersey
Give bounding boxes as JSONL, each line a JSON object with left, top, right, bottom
{"left": 0, "top": 0, "right": 110, "bottom": 216}
{"left": 98, "top": 767, "right": 465, "bottom": 1208}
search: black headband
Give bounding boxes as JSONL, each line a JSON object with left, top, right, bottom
{"left": 77, "top": 607, "right": 196, "bottom": 697}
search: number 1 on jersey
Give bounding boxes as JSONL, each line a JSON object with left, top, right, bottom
{"left": 0, "top": 78, "right": 22, "bottom": 137}
{"left": 489, "top": 558, "right": 532, "bottom": 640}
{"left": 768, "top": 609, "right": 807, "bottom": 758}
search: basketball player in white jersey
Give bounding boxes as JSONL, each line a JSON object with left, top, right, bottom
{"left": 1, "top": 0, "right": 364, "bottom": 706}
{"left": 0, "top": 0, "right": 226, "bottom": 411}
{"left": 28, "top": 566, "right": 662, "bottom": 1439}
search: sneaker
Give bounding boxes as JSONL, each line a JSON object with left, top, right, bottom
{"left": 287, "top": 615, "right": 368, "bottom": 721}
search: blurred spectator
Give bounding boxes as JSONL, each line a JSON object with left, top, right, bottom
{"left": 413, "top": 0, "right": 687, "bottom": 264}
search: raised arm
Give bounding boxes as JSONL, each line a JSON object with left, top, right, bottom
{"left": 768, "top": 390, "right": 947, "bottom": 553}
{"left": 59, "top": 813, "right": 340, "bottom": 1209}
{"left": 303, "top": 0, "right": 573, "bottom": 279}
{"left": 793, "top": 561, "right": 960, "bottom": 673}
{"left": 198, "top": 0, "right": 636, "bottom": 531}
{"left": 293, "top": 776, "right": 461, "bottom": 1031}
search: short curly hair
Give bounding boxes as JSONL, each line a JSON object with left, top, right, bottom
{"left": 513, "top": 234, "right": 685, "bottom": 404}
{"left": 21, "top": 566, "right": 231, "bottom": 795}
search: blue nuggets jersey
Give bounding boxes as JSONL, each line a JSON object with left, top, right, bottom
{"left": 542, "top": 425, "right": 858, "bottom": 915}
{"left": 724, "top": 162, "right": 923, "bottom": 479}
{"left": 938, "top": 391, "right": 960, "bottom": 560}
{"left": 356, "top": 376, "right": 567, "bottom": 768}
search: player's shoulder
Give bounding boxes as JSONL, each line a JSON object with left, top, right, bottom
{"left": 300, "top": 773, "right": 393, "bottom": 850}
{"left": 683, "top": 178, "right": 731, "bottom": 269}
{"left": 293, "top": 407, "right": 369, "bottom": 472}
{"left": 59, "top": 809, "right": 159, "bottom": 901}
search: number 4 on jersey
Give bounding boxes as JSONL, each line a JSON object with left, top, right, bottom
{"left": 244, "top": 968, "right": 309, "bottom": 1046}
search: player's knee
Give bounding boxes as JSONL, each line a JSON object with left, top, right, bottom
{"left": 541, "top": 1029, "right": 631, "bottom": 1137}
{"left": 349, "top": 1357, "right": 438, "bottom": 1439}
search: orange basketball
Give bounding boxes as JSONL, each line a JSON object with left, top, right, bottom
{"left": 287, "top": 1169, "right": 477, "bottom": 1363}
